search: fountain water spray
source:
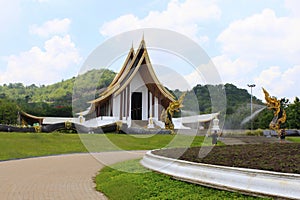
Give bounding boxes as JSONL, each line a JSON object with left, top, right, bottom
{"left": 240, "top": 105, "right": 266, "bottom": 126}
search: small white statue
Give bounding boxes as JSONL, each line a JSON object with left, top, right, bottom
{"left": 211, "top": 116, "right": 220, "bottom": 133}
{"left": 78, "top": 112, "right": 85, "bottom": 123}
{"left": 147, "top": 115, "right": 155, "bottom": 129}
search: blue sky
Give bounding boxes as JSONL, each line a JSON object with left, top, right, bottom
{"left": 0, "top": 0, "right": 299, "bottom": 101}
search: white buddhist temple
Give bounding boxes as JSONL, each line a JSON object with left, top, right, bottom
{"left": 84, "top": 38, "right": 176, "bottom": 127}
{"left": 81, "top": 38, "right": 220, "bottom": 130}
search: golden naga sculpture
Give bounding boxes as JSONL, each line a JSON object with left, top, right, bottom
{"left": 163, "top": 92, "right": 186, "bottom": 133}
{"left": 262, "top": 88, "right": 286, "bottom": 134}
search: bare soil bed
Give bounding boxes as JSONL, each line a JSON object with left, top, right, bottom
{"left": 153, "top": 143, "right": 300, "bottom": 174}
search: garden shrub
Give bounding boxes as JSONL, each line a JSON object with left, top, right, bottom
{"left": 246, "top": 129, "right": 263, "bottom": 136}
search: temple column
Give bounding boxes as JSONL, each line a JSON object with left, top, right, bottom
{"left": 154, "top": 97, "right": 158, "bottom": 119}
{"left": 123, "top": 90, "right": 126, "bottom": 119}
{"left": 120, "top": 93, "right": 123, "bottom": 120}
{"left": 148, "top": 90, "right": 151, "bottom": 118}
{"left": 152, "top": 92, "right": 155, "bottom": 118}
{"left": 127, "top": 85, "right": 130, "bottom": 118}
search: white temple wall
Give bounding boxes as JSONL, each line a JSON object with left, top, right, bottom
{"left": 149, "top": 92, "right": 152, "bottom": 117}
{"left": 111, "top": 72, "right": 169, "bottom": 121}
{"left": 142, "top": 89, "right": 148, "bottom": 120}
{"left": 154, "top": 97, "right": 158, "bottom": 119}
{"left": 130, "top": 72, "right": 145, "bottom": 93}
{"left": 113, "top": 94, "right": 121, "bottom": 118}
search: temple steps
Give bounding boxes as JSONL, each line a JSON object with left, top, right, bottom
{"left": 130, "top": 120, "right": 148, "bottom": 128}
{"left": 130, "top": 120, "right": 162, "bottom": 129}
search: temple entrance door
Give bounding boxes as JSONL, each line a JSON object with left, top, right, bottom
{"left": 131, "top": 92, "right": 142, "bottom": 120}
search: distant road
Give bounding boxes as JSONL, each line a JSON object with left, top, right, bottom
{"left": 0, "top": 151, "right": 146, "bottom": 200}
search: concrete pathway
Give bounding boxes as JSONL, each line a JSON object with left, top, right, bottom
{"left": 0, "top": 151, "right": 146, "bottom": 200}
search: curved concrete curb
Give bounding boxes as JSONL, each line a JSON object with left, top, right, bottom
{"left": 140, "top": 150, "right": 300, "bottom": 199}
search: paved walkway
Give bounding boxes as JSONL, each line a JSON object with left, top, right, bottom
{"left": 0, "top": 151, "right": 146, "bottom": 200}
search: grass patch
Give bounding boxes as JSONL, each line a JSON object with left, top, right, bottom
{"left": 0, "top": 132, "right": 211, "bottom": 161}
{"left": 80, "top": 134, "right": 218, "bottom": 152}
{"left": 0, "top": 132, "right": 87, "bottom": 160}
{"left": 286, "top": 137, "right": 300, "bottom": 143}
{"left": 95, "top": 159, "right": 268, "bottom": 200}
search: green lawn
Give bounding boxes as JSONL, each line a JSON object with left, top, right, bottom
{"left": 0, "top": 132, "right": 87, "bottom": 160}
{"left": 0, "top": 132, "right": 212, "bottom": 161}
{"left": 95, "top": 159, "right": 269, "bottom": 200}
{"left": 1, "top": 132, "right": 297, "bottom": 162}
{"left": 79, "top": 133, "right": 216, "bottom": 152}
{"left": 286, "top": 136, "right": 300, "bottom": 143}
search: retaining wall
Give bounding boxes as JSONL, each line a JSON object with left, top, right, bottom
{"left": 140, "top": 150, "right": 300, "bottom": 199}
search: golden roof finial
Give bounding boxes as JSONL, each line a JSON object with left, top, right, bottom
{"left": 130, "top": 41, "right": 134, "bottom": 50}
{"left": 139, "top": 32, "right": 146, "bottom": 48}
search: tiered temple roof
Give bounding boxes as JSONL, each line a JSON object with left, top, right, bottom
{"left": 89, "top": 39, "right": 175, "bottom": 111}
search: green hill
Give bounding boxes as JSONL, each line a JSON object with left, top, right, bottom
{"left": 0, "top": 69, "right": 116, "bottom": 118}
{"left": 0, "top": 69, "right": 115, "bottom": 104}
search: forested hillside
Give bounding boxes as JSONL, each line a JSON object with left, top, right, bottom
{"left": 173, "top": 83, "right": 264, "bottom": 129}
{"left": 0, "top": 69, "right": 299, "bottom": 129}
{"left": 0, "top": 69, "right": 116, "bottom": 119}
{"left": 0, "top": 69, "right": 116, "bottom": 103}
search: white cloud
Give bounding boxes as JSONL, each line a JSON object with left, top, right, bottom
{"left": 100, "top": 0, "right": 221, "bottom": 43}
{"left": 216, "top": 7, "right": 300, "bottom": 101}
{"left": 217, "top": 8, "right": 300, "bottom": 63}
{"left": 184, "top": 58, "right": 300, "bottom": 101}
{"left": 183, "top": 66, "right": 206, "bottom": 87}
{"left": 184, "top": 55, "right": 257, "bottom": 87}
{"left": 29, "top": 18, "right": 71, "bottom": 38}
{"left": 0, "top": 35, "right": 81, "bottom": 85}
{"left": 212, "top": 55, "right": 256, "bottom": 80}
{"left": 254, "top": 65, "right": 300, "bottom": 101}
{"left": 284, "top": 0, "right": 300, "bottom": 17}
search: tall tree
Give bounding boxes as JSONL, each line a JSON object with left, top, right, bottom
{"left": 0, "top": 99, "right": 19, "bottom": 124}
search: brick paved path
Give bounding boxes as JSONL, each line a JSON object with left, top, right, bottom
{"left": 0, "top": 151, "right": 146, "bottom": 200}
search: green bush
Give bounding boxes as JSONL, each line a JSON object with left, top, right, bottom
{"left": 246, "top": 129, "right": 263, "bottom": 136}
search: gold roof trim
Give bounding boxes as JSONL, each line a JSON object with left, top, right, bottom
{"left": 89, "top": 83, "right": 120, "bottom": 104}
{"left": 100, "top": 47, "right": 135, "bottom": 97}
{"left": 20, "top": 111, "right": 44, "bottom": 120}
{"left": 114, "top": 52, "right": 146, "bottom": 96}
{"left": 115, "top": 50, "right": 175, "bottom": 102}
{"left": 105, "top": 40, "right": 144, "bottom": 90}
{"left": 142, "top": 48, "right": 175, "bottom": 102}
{"left": 91, "top": 39, "right": 175, "bottom": 104}
{"left": 96, "top": 41, "right": 144, "bottom": 99}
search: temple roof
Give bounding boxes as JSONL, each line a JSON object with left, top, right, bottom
{"left": 20, "top": 111, "right": 44, "bottom": 120}
{"left": 89, "top": 39, "right": 175, "bottom": 104}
